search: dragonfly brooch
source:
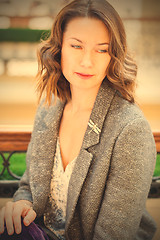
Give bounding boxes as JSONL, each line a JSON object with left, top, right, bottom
{"left": 88, "top": 119, "right": 101, "bottom": 135}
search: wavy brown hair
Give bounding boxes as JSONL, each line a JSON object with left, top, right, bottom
{"left": 36, "top": 0, "right": 137, "bottom": 105}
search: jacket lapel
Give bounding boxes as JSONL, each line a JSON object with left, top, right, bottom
{"left": 66, "top": 80, "right": 116, "bottom": 229}
{"left": 30, "top": 99, "right": 65, "bottom": 215}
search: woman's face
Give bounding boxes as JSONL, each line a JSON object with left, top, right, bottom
{"left": 61, "top": 17, "right": 111, "bottom": 91}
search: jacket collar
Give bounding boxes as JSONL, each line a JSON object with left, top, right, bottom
{"left": 82, "top": 80, "right": 116, "bottom": 149}
{"left": 44, "top": 98, "right": 65, "bottom": 129}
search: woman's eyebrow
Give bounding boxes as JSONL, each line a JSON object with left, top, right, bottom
{"left": 69, "top": 38, "right": 83, "bottom": 43}
{"left": 69, "top": 38, "right": 109, "bottom": 46}
{"left": 97, "top": 43, "right": 109, "bottom": 46}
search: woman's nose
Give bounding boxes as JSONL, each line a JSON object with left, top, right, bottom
{"left": 80, "top": 51, "right": 93, "bottom": 68}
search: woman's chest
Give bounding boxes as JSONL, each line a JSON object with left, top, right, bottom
{"left": 59, "top": 111, "right": 90, "bottom": 170}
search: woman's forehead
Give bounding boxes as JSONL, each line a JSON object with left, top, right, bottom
{"left": 63, "top": 17, "right": 110, "bottom": 42}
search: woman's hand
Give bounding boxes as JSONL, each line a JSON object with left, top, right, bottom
{"left": 0, "top": 200, "right": 36, "bottom": 235}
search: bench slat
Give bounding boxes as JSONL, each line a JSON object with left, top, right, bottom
{"left": 0, "top": 131, "right": 159, "bottom": 152}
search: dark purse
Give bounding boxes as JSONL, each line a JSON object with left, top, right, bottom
{"left": 0, "top": 217, "right": 60, "bottom": 240}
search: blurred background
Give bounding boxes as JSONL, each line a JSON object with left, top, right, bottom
{"left": 0, "top": 0, "right": 160, "bottom": 131}
{"left": 0, "top": 1, "right": 160, "bottom": 239}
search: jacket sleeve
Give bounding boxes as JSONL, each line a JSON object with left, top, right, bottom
{"left": 93, "top": 118, "right": 157, "bottom": 240}
{"left": 13, "top": 100, "right": 46, "bottom": 203}
{"left": 13, "top": 141, "right": 33, "bottom": 203}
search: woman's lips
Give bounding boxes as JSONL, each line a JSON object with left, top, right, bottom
{"left": 75, "top": 72, "right": 94, "bottom": 79}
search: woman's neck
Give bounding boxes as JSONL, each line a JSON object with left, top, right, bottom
{"left": 68, "top": 84, "right": 100, "bottom": 114}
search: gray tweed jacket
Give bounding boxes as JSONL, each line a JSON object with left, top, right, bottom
{"left": 14, "top": 80, "right": 157, "bottom": 240}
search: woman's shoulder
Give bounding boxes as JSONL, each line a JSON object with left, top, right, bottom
{"left": 105, "top": 94, "right": 156, "bottom": 152}
{"left": 113, "top": 93, "right": 147, "bottom": 123}
{"left": 100, "top": 81, "right": 147, "bottom": 126}
{"left": 106, "top": 92, "right": 153, "bottom": 138}
{"left": 32, "top": 96, "right": 64, "bottom": 131}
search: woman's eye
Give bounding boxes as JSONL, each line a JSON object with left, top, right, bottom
{"left": 97, "top": 49, "right": 108, "bottom": 53}
{"left": 71, "top": 45, "right": 82, "bottom": 49}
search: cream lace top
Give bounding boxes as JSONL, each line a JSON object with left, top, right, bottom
{"left": 44, "top": 138, "right": 77, "bottom": 240}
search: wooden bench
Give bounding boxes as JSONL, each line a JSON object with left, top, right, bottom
{"left": 0, "top": 130, "right": 31, "bottom": 197}
{"left": 0, "top": 131, "right": 31, "bottom": 152}
{"left": 0, "top": 130, "right": 159, "bottom": 154}
{"left": 0, "top": 130, "right": 160, "bottom": 198}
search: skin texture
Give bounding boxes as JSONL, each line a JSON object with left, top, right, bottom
{"left": 0, "top": 200, "right": 36, "bottom": 235}
{"left": 61, "top": 17, "right": 111, "bottom": 92}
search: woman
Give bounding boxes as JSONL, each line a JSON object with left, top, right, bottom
{"left": 0, "top": 0, "right": 157, "bottom": 239}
